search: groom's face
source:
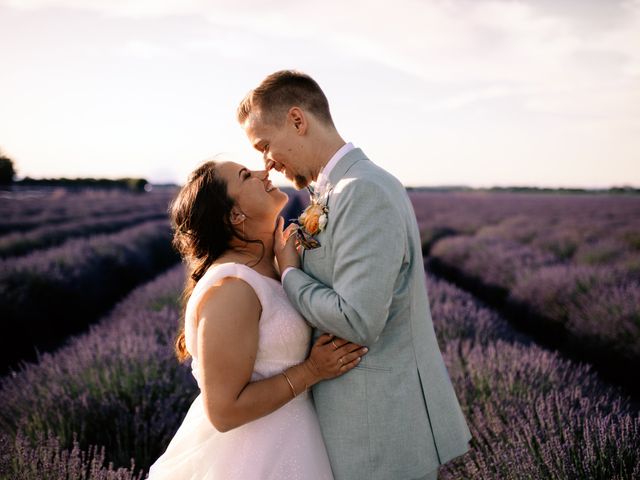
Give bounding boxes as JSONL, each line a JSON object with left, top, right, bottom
{"left": 242, "top": 111, "right": 311, "bottom": 190}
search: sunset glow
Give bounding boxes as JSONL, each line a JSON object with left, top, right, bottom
{"left": 1, "top": 0, "right": 639, "bottom": 188}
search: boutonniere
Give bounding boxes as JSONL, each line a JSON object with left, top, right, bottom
{"left": 291, "top": 186, "right": 331, "bottom": 250}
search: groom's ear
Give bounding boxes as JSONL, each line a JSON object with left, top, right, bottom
{"left": 288, "top": 107, "right": 307, "bottom": 135}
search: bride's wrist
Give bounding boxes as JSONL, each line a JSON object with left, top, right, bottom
{"left": 281, "top": 363, "right": 315, "bottom": 398}
{"left": 300, "top": 359, "right": 322, "bottom": 386}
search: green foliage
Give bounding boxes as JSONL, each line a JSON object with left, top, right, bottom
{"left": 17, "top": 177, "right": 149, "bottom": 192}
{"left": 0, "top": 153, "right": 15, "bottom": 185}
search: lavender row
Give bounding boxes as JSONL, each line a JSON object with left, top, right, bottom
{"left": 510, "top": 264, "right": 640, "bottom": 361}
{"left": 2, "top": 261, "right": 638, "bottom": 478}
{"left": 0, "top": 265, "right": 195, "bottom": 478}
{"left": 409, "top": 191, "right": 640, "bottom": 280}
{"left": 0, "top": 219, "right": 179, "bottom": 374}
{"left": 438, "top": 216, "right": 640, "bottom": 272}
{"left": 428, "top": 233, "right": 640, "bottom": 381}
{"left": 411, "top": 191, "right": 640, "bottom": 391}
{"left": 0, "top": 432, "right": 144, "bottom": 480}
{"left": 425, "top": 274, "right": 640, "bottom": 479}
{"left": 408, "top": 191, "right": 640, "bottom": 254}
{"left": 440, "top": 338, "right": 639, "bottom": 479}
{"left": 0, "top": 188, "right": 176, "bottom": 236}
{"left": 0, "top": 211, "right": 171, "bottom": 259}
{"left": 0, "top": 187, "right": 174, "bottom": 220}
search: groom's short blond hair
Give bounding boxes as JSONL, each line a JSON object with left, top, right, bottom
{"left": 237, "top": 70, "right": 334, "bottom": 127}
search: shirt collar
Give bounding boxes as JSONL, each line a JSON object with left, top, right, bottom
{"left": 315, "top": 142, "right": 354, "bottom": 194}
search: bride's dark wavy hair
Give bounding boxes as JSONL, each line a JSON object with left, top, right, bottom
{"left": 169, "top": 161, "right": 263, "bottom": 362}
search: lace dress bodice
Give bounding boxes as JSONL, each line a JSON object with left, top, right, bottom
{"left": 184, "top": 262, "right": 312, "bottom": 386}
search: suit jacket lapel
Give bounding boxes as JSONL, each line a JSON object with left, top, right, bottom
{"left": 301, "top": 149, "right": 367, "bottom": 267}
{"left": 325, "top": 148, "right": 369, "bottom": 193}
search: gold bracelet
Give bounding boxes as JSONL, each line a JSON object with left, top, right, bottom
{"left": 282, "top": 371, "right": 297, "bottom": 398}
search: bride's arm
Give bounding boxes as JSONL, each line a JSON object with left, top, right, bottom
{"left": 197, "top": 276, "right": 366, "bottom": 433}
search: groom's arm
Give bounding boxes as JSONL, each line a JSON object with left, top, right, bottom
{"left": 282, "top": 179, "right": 405, "bottom": 346}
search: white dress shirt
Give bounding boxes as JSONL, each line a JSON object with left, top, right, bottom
{"left": 281, "top": 142, "right": 354, "bottom": 281}
{"left": 314, "top": 142, "right": 354, "bottom": 196}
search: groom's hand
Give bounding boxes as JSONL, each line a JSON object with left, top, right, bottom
{"left": 274, "top": 216, "right": 300, "bottom": 273}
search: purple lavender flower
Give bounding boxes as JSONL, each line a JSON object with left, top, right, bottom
{"left": 1, "top": 191, "right": 638, "bottom": 479}
{"left": 0, "top": 220, "right": 179, "bottom": 373}
{"left": 413, "top": 191, "right": 640, "bottom": 390}
{"left": 0, "top": 265, "right": 195, "bottom": 476}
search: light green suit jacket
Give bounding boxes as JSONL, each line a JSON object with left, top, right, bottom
{"left": 283, "top": 148, "right": 471, "bottom": 480}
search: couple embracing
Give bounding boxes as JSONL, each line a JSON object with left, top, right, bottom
{"left": 147, "top": 70, "right": 470, "bottom": 480}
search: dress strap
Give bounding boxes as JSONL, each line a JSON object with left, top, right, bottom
{"left": 184, "top": 263, "right": 272, "bottom": 359}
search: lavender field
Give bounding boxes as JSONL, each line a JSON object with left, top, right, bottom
{"left": 0, "top": 188, "right": 180, "bottom": 374}
{"left": 409, "top": 191, "right": 640, "bottom": 396}
{"left": 0, "top": 188, "right": 174, "bottom": 236}
{"left": 0, "top": 187, "right": 639, "bottom": 479}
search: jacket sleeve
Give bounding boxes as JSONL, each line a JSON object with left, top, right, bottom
{"left": 282, "top": 178, "right": 406, "bottom": 345}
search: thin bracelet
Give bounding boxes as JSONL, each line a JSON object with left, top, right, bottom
{"left": 282, "top": 371, "right": 297, "bottom": 398}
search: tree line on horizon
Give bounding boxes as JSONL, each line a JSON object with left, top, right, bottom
{"left": 1, "top": 150, "right": 638, "bottom": 194}
{"left": 0, "top": 151, "right": 149, "bottom": 192}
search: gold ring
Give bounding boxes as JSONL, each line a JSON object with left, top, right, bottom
{"left": 331, "top": 340, "right": 338, "bottom": 350}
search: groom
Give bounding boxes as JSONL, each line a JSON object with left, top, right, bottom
{"left": 238, "top": 70, "right": 470, "bottom": 480}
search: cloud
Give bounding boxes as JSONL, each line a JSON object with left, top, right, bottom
{"left": 120, "top": 39, "right": 174, "bottom": 59}
{"left": 7, "top": 0, "right": 635, "bottom": 119}
{"left": 2, "top": 0, "right": 638, "bottom": 171}
{"left": 3, "top": 0, "right": 638, "bottom": 74}
{"left": 0, "top": 0, "right": 206, "bottom": 17}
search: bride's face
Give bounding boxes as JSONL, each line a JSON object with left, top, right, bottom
{"left": 216, "top": 161, "right": 288, "bottom": 225}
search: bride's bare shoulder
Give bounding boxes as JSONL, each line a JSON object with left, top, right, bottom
{"left": 197, "top": 276, "right": 260, "bottom": 323}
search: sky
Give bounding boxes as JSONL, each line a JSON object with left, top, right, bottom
{"left": 0, "top": 0, "right": 638, "bottom": 188}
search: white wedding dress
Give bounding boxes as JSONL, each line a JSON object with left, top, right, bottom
{"left": 147, "top": 262, "right": 334, "bottom": 480}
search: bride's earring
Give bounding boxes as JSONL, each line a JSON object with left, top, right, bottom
{"left": 231, "top": 210, "right": 247, "bottom": 237}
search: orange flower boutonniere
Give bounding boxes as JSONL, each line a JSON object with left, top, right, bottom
{"left": 292, "top": 188, "right": 330, "bottom": 250}
{"left": 299, "top": 203, "right": 328, "bottom": 236}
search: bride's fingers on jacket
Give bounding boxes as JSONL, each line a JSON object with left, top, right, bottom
{"left": 337, "top": 342, "right": 368, "bottom": 355}
{"left": 329, "top": 337, "right": 352, "bottom": 349}
{"left": 337, "top": 346, "right": 368, "bottom": 364}
{"left": 338, "top": 352, "right": 363, "bottom": 372}
{"left": 314, "top": 333, "right": 334, "bottom": 347}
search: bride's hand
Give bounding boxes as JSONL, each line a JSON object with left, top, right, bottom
{"left": 304, "top": 334, "right": 369, "bottom": 381}
{"left": 274, "top": 216, "right": 300, "bottom": 272}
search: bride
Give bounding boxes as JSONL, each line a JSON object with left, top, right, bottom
{"left": 147, "top": 160, "right": 367, "bottom": 479}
